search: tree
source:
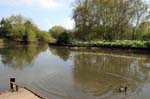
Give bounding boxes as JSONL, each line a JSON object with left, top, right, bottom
{"left": 0, "top": 18, "right": 5, "bottom": 25}
{"left": 11, "top": 24, "right": 25, "bottom": 41}
{"left": 0, "top": 15, "right": 37, "bottom": 41}
{"left": 0, "top": 15, "right": 39, "bottom": 42}
{"left": 57, "top": 32, "right": 71, "bottom": 44}
{"left": 24, "top": 20, "right": 38, "bottom": 42}
{"left": 37, "top": 31, "right": 56, "bottom": 43}
{"left": 0, "top": 18, "right": 12, "bottom": 39}
{"left": 73, "top": 0, "right": 150, "bottom": 41}
{"left": 137, "top": 21, "right": 150, "bottom": 41}
{"left": 49, "top": 26, "right": 66, "bottom": 39}
{"left": 0, "top": 15, "right": 56, "bottom": 43}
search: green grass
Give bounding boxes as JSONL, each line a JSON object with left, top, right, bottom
{"left": 66, "top": 40, "right": 150, "bottom": 49}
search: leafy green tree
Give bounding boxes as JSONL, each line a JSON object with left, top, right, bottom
{"left": 11, "top": 24, "right": 25, "bottom": 41}
{"left": 0, "top": 15, "right": 56, "bottom": 43}
{"left": 24, "top": 21, "right": 38, "bottom": 42}
{"left": 0, "top": 15, "right": 38, "bottom": 41}
{"left": 73, "top": 0, "right": 150, "bottom": 41}
{"left": 57, "top": 32, "right": 71, "bottom": 44}
{"left": 0, "top": 18, "right": 12, "bottom": 39}
{"left": 137, "top": 21, "right": 150, "bottom": 41}
{"left": 37, "top": 31, "right": 56, "bottom": 43}
{"left": 49, "top": 26, "right": 66, "bottom": 39}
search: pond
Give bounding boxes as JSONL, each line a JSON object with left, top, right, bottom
{"left": 0, "top": 44, "right": 150, "bottom": 99}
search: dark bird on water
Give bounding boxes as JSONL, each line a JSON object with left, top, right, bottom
{"left": 117, "top": 85, "right": 128, "bottom": 95}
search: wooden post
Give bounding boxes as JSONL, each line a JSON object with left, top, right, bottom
{"left": 10, "top": 77, "right": 17, "bottom": 92}
{"left": 16, "top": 85, "right": 18, "bottom": 91}
{"left": 125, "top": 86, "right": 128, "bottom": 95}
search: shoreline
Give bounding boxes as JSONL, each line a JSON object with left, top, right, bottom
{"left": 49, "top": 44, "right": 150, "bottom": 54}
{"left": 0, "top": 87, "right": 47, "bottom": 99}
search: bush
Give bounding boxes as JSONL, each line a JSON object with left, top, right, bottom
{"left": 143, "top": 33, "right": 150, "bottom": 41}
{"left": 145, "top": 41, "right": 150, "bottom": 48}
{"left": 27, "top": 29, "right": 37, "bottom": 42}
{"left": 37, "top": 31, "right": 56, "bottom": 43}
{"left": 57, "top": 32, "right": 71, "bottom": 44}
{"left": 68, "top": 40, "right": 150, "bottom": 49}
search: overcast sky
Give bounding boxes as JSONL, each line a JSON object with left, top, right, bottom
{"left": 0, "top": 0, "right": 75, "bottom": 31}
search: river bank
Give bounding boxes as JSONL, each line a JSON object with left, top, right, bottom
{"left": 0, "top": 87, "right": 46, "bottom": 99}
{"left": 49, "top": 40, "right": 150, "bottom": 54}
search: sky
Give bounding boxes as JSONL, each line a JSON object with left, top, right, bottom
{"left": 0, "top": 0, "right": 75, "bottom": 31}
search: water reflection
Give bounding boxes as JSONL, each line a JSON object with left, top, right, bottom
{"left": 0, "top": 46, "right": 150, "bottom": 99}
{"left": 73, "top": 52, "right": 150, "bottom": 97}
{"left": 49, "top": 47, "right": 70, "bottom": 61}
{"left": 0, "top": 44, "right": 48, "bottom": 69}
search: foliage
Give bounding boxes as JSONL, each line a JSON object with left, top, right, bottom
{"left": 57, "top": 32, "right": 71, "bottom": 44}
{"left": 69, "top": 40, "right": 150, "bottom": 49}
{"left": 49, "top": 26, "right": 66, "bottom": 39}
{"left": 24, "top": 20, "right": 38, "bottom": 42}
{"left": 0, "top": 18, "right": 12, "bottom": 39}
{"left": 0, "top": 15, "right": 37, "bottom": 42}
{"left": 143, "top": 33, "right": 150, "bottom": 41}
{"left": 73, "top": 0, "right": 150, "bottom": 41}
{"left": 0, "top": 15, "right": 55, "bottom": 43}
{"left": 37, "top": 31, "right": 56, "bottom": 43}
{"left": 137, "top": 21, "right": 150, "bottom": 41}
{"left": 144, "top": 41, "right": 150, "bottom": 48}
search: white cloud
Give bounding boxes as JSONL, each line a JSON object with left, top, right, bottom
{"left": 63, "top": 17, "right": 75, "bottom": 30}
{"left": 0, "top": 0, "right": 63, "bottom": 9}
{"left": 39, "top": 0, "right": 63, "bottom": 9}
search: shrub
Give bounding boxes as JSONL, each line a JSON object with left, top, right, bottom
{"left": 143, "top": 33, "right": 150, "bottom": 41}
{"left": 145, "top": 41, "right": 150, "bottom": 48}
{"left": 57, "top": 32, "right": 71, "bottom": 44}
{"left": 68, "top": 40, "right": 149, "bottom": 49}
{"left": 37, "top": 31, "right": 56, "bottom": 43}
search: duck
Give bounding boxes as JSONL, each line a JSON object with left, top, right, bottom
{"left": 116, "top": 84, "right": 128, "bottom": 94}
{"left": 118, "top": 86, "right": 127, "bottom": 92}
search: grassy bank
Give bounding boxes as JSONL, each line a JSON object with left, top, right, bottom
{"left": 50, "top": 40, "right": 150, "bottom": 49}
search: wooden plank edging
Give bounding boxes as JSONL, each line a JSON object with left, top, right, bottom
{"left": 0, "top": 86, "right": 48, "bottom": 99}
{"left": 20, "top": 86, "right": 48, "bottom": 99}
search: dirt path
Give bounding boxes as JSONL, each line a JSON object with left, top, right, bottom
{"left": 0, "top": 88, "right": 41, "bottom": 99}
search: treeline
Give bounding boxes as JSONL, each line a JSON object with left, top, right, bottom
{"left": 0, "top": 15, "right": 55, "bottom": 43}
{"left": 73, "top": 0, "right": 150, "bottom": 41}
{"left": 1, "top": 0, "right": 150, "bottom": 45}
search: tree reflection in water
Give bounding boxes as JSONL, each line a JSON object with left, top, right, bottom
{"left": 0, "top": 44, "right": 48, "bottom": 69}
{"left": 47, "top": 47, "right": 150, "bottom": 97}
{"left": 49, "top": 47, "right": 71, "bottom": 61}
{"left": 73, "top": 52, "right": 150, "bottom": 96}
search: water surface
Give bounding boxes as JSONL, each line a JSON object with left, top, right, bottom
{"left": 0, "top": 45, "right": 150, "bottom": 99}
